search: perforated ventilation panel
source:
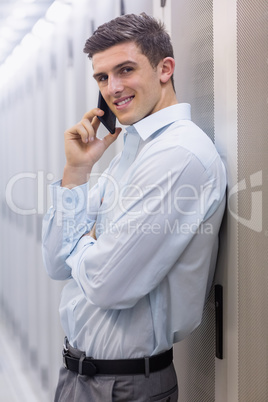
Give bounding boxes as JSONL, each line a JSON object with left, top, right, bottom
{"left": 236, "top": 1, "right": 268, "bottom": 401}
{"left": 172, "top": 1, "right": 215, "bottom": 401}
{"left": 173, "top": 0, "right": 214, "bottom": 142}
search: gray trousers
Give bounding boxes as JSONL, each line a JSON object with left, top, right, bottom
{"left": 54, "top": 356, "right": 178, "bottom": 402}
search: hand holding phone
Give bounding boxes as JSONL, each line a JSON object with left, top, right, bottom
{"left": 97, "top": 92, "right": 116, "bottom": 134}
{"left": 62, "top": 106, "right": 120, "bottom": 188}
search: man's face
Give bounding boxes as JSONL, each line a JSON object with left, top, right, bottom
{"left": 93, "top": 42, "right": 164, "bottom": 126}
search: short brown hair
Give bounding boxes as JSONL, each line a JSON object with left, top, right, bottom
{"left": 84, "top": 13, "right": 175, "bottom": 87}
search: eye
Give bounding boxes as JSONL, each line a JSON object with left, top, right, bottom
{"left": 121, "top": 67, "right": 133, "bottom": 74}
{"left": 98, "top": 74, "right": 108, "bottom": 82}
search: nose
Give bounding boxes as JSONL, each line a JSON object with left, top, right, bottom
{"left": 107, "top": 75, "right": 123, "bottom": 96}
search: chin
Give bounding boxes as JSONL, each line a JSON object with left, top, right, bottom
{"left": 117, "top": 117, "right": 136, "bottom": 126}
{"left": 117, "top": 114, "right": 143, "bottom": 126}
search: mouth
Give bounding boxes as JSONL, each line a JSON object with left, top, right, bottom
{"left": 114, "top": 96, "right": 134, "bottom": 108}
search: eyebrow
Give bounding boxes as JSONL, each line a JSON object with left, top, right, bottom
{"left": 93, "top": 60, "right": 138, "bottom": 80}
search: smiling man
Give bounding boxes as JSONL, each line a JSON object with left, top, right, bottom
{"left": 42, "top": 13, "right": 226, "bottom": 402}
{"left": 92, "top": 41, "right": 177, "bottom": 126}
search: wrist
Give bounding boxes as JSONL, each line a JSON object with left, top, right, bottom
{"left": 61, "top": 164, "right": 93, "bottom": 188}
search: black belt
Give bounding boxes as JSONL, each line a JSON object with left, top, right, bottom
{"left": 62, "top": 340, "right": 173, "bottom": 377}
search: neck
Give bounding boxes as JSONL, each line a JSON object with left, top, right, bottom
{"left": 158, "top": 84, "right": 178, "bottom": 111}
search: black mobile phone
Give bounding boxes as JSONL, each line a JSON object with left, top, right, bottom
{"left": 97, "top": 92, "right": 116, "bottom": 134}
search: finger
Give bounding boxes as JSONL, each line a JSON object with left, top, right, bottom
{"left": 91, "top": 115, "right": 101, "bottom": 133}
{"left": 83, "top": 108, "right": 104, "bottom": 122}
{"left": 82, "top": 109, "right": 103, "bottom": 139}
{"left": 80, "top": 119, "right": 96, "bottom": 142}
{"left": 102, "top": 127, "right": 122, "bottom": 149}
{"left": 65, "top": 124, "right": 89, "bottom": 144}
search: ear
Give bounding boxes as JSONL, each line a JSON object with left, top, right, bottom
{"left": 159, "top": 57, "right": 175, "bottom": 84}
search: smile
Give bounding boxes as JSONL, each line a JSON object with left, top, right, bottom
{"left": 115, "top": 96, "right": 134, "bottom": 106}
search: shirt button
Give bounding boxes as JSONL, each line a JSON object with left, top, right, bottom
{"left": 72, "top": 300, "right": 76, "bottom": 305}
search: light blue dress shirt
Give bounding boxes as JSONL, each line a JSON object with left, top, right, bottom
{"left": 42, "top": 103, "right": 226, "bottom": 359}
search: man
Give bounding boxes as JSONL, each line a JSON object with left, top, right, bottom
{"left": 42, "top": 13, "right": 226, "bottom": 402}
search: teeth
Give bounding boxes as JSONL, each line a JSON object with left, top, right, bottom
{"left": 117, "top": 97, "right": 133, "bottom": 106}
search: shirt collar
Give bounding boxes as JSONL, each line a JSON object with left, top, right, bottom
{"left": 126, "top": 103, "right": 191, "bottom": 141}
